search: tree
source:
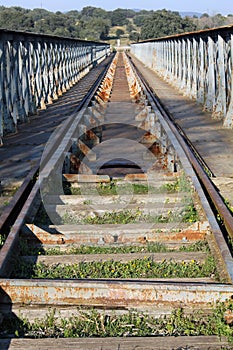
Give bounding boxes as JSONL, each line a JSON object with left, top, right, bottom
{"left": 134, "top": 14, "right": 151, "bottom": 27}
{"left": 116, "top": 28, "right": 124, "bottom": 38}
{"left": 110, "top": 8, "right": 133, "bottom": 26}
{"left": 201, "top": 13, "right": 209, "bottom": 18}
{"left": 81, "top": 6, "right": 108, "bottom": 20}
{"left": 129, "top": 31, "right": 140, "bottom": 42}
{"left": 141, "top": 9, "right": 197, "bottom": 40}
{"left": 75, "top": 17, "right": 110, "bottom": 40}
{"left": 126, "top": 22, "right": 135, "bottom": 32}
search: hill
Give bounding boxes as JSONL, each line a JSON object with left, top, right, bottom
{"left": 0, "top": 6, "right": 232, "bottom": 44}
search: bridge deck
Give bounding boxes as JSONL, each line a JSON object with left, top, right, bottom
{"left": 1, "top": 53, "right": 233, "bottom": 206}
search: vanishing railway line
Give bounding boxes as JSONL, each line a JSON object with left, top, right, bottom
{"left": 0, "top": 51, "right": 233, "bottom": 349}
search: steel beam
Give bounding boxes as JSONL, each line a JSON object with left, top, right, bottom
{"left": 0, "top": 29, "right": 110, "bottom": 139}
{"left": 131, "top": 25, "right": 233, "bottom": 128}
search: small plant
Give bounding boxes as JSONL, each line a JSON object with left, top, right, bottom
{"left": 19, "top": 241, "right": 45, "bottom": 256}
{"left": 62, "top": 203, "right": 199, "bottom": 226}
{"left": 62, "top": 208, "right": 147, "bottom": 225}
{"left": 19, "top": 240, "right": 209, "bottom": 256}
{"left": 224, "top": 199, "right": 233, "bottom": 215}
{"left": 97, "top": 181, "right": 118, "bottom": 195}
{"left": 1, "top": 300, "right": 233, "bottom": 341}
{"left": 180, "top": 203, "right": 199, "bottom": 223}
{"left": 12, "top": 256, "right": 219, "bottom": 280}
{"left": 0, "top": 233, "right": 6, "bottom": 248}
{"left": 0, "top": 185, "right": 20, "bottom": 197}
{"left": 69, "top": 187, "right": 81, "bottom": 195}
{"left": 160, "top": 173, "right": 191, "bottom": 193}
{"left": 83, "top": 199, "right": 92, "bottom": 205}
{"left": 179, "top": 240, "right": 210, "bottom": 252}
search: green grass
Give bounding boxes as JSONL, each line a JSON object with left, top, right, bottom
{"left": 62, "top": 202, "right": 199, "bottom": 225}
{"left": 0, "top": 185, "right": 20, "bottom": 197}
{"left": 62, "top": 208, "right": 146, "bottom": 225}
{"left": 12, "top": 256, "right": 218, "bottom": 280}
{"left": 160, "top": 174, "right": 191, "bottom": 193}
{"left": 63, "top": 173, "right": 192, "bottom": 197}
{"left": 0, "top": 233, "right": 7, "bottom": 248}
{"left": 224, "top": 199, "right": 233, "bottom": 215}
{"left": 1, "top": 300, "right": 233, "bottom": 341}
{"left": 20, "top": 240, "right": 209, "bottom": 256}
{"left": 66, "top": 182, "right": 152, "bottom": 196}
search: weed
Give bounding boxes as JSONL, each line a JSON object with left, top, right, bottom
{"left": 67, "top": 181, "right": 191, "bottom": 197}
{"left": 160, "top": 173, "right": 191, "bottom": 193}
{"left": 179, "top": 240, "right": 210, "bottom": 252}
{"left": 12, "top": 256, "right": 219, "bottom": 280}
{"left": 20, "top": 240, "right": 209, "bottom": 256}
{"left": 224, "top": 199, "right": 233, "bottom": 215}
{"left": 0, "top": 185, "right": 20, "bottom": 197}
{"left": 180, "top": 203, "right": 199, "bottom": 223}
{"left": 1, "top": 300, "right": 233, "bottom": 341}
{"left": 0, "top": 233, "right": 6, "bottom": 248}
{"left": 62, "top": 208, "right": 147, "bottom": 225}
{"left": 83, "top": 199, "right": 92, "bottom": 205}
{"left": 62, "top": 203, "right": 199, "bottom": 225}
{"left": 69, "top": 187, "right": 81, "bottom": 195}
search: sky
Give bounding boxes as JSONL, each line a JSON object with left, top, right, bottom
{"left": 0, "top": 0, "right": 232, "bottom": 15}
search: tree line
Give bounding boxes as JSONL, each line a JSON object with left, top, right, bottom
{"left": 0, "top": 6, "right": 232, "bottom": 42}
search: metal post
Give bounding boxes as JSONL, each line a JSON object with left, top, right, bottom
{"left": 213, "top": 35, "right": 226, "bottom": 119}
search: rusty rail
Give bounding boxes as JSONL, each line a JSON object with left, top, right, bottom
{"left": 128, "top": 53, "right": 233, "bottom": 246}
{"left": 0, "top": 165, "right": 38, "bottom": 237}
{"left": 0, "top": 54, "right": 114, "bottom": 276}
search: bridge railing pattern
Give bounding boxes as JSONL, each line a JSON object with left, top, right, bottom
{"left": 0, "top": 29, "right": 110, "bottom": 140}
{"left": 131, "top": 26, "right": 233, "bottom": 129}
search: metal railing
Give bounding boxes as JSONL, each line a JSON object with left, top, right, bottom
{"left": 0, "top": 29, "right": 110, "bottom": 140}
{"left": 131, "top": 25, "right": 233, "bottom": 129}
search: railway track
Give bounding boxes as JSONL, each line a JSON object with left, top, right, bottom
{"left": 0, "top": 51, "right": 233, "bottom": 349}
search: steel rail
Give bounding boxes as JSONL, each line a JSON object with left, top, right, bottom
{"left": 0, "top": 55, "right": 115, "bottom": 276}
{"left": 0, "top": 165, "right": 39, "bottom": 237}
{"left": 129, "top": 54, "right": 233, "bottom": 245}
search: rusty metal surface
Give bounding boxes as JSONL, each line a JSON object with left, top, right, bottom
{"left": 22, "top": 222, "right": 208, "bottom": 245}
{"left": 0, "top": 182, "right": 39, "bottom": 277}
{"left": 0, "top": 279, "right": 233, "bottom": 308}
{"left": 0, "top": 165, "right": 38, "bottom": 236}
